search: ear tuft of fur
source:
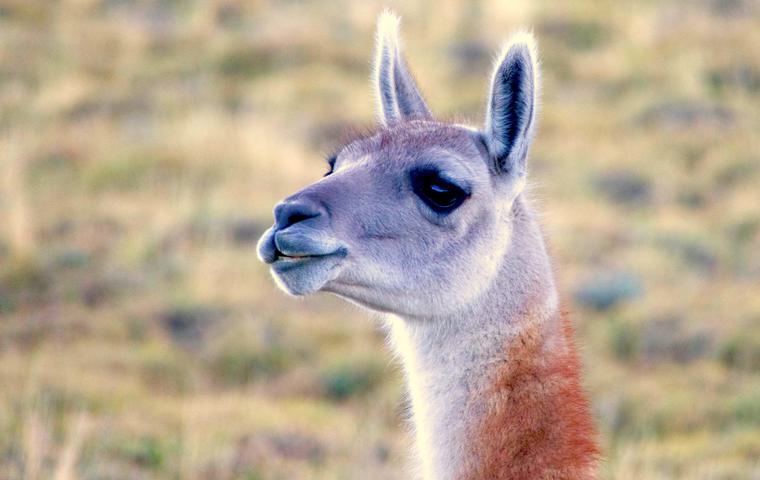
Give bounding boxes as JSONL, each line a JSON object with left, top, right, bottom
{"left": 376, "top": 9, "right": 402, "bottom": 50}
{"left": 373, "top": 10, "right": 432, "bottom": 125}
{"left": 374, "top": 10, "right": 402, "bottom": 124}
{"left": 492, "top": 30, "right": 539, "bottom": 76}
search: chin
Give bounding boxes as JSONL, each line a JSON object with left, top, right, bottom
{"left": 323, "top": 281, "right": 424, "bottom": 317}
{"left": 269, "top": 254, "right": 345, "bottom": 296}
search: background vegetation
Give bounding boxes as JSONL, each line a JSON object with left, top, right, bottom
{"left": 1, "top": 0, "right": 759, "bottom": 478}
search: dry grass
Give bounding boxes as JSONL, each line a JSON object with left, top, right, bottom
{"left": 0, "top": 0, "right": 758, "bottom": 478}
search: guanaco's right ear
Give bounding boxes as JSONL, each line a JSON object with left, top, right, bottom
{"left": 483, "top": 32, "right": 539, "bottom": 179}
{"left": 373, "top": 11, "right": 432, "bottom": 126}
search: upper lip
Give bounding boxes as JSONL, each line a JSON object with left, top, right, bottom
{"left": 258, "top": 227, "right": 346, "bottom": 264}
{"left": 276, "top": 251, "right": 326, "bottom": 259}
{"left": 274, "top": 244, "right": 348, "bottom": 261}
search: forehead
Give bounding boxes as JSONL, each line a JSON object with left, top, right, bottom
{"left": 336, "top": 121, "right": 486, "bottom": 170}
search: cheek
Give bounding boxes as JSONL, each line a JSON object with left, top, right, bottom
{"left": 353, "top": 210, "right": 408, "bottom": 242}
{"left": 420, "top": 210, "right": 500, "bottom": 272}
{"left": 342, "top": 198, "right": 505, "bottom": 278}
{"left": 344, "top": 213, "right": 440, "bottom": 291}
{"left": 469, "top": 209, "right": 512, "bottom": 271}
{"left": 426, "top": 209, "right": 507, "bottom": 299}
{"left": 344, "top": 206, "right": 421, "bottom": 269}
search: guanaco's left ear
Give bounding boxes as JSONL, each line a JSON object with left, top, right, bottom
{"left": 374, "top": 11, "right": 432, "bottom": 125}
{"left": 483, "top": 32, "right": 539, "bottom": 178}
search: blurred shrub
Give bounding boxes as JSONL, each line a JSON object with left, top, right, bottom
{"left": 713, "top": 158, "right": 759, "bottom": 190}
{"left": 636, "top": 101, "right": 735, "bottom": 129}
{"left": 320, "top": 361, "right": 384, "bottom": 401}
{"left": 209, "top": 343, "right": 290, "bottom": 386}
{"left": 0, "top": 257, "right": 50, "bottom": 311}
{"left": 676, "top": 188, "right": 707, "bottom": 210}
{"left": 706, "top": 66, "right": 760, "bottom": 95}
{"left": 603, "top": 395, "right": 636, "bottom": 439}
{"left": 609, "top": 315, "right": 714, "bottom": 364}
{"left": 729, "top": 393, "right": 760, "bottom": 427}
{"left": 113, "top": 436, "right": 169, "bottom": 470}
{"left": 205, "top": 322, "right": 312, "bottom": 387}
{"left": 32, "top": 385, "right": 100, "bottom": 420}
{"left": 159, "top": 305, "right": 223, "bottom": 348}
{"left": 592, "top": 170, "right": 651, "bottom": 207}
{"left": 601, "top": 394, "right": 668, "bottom": 440}
{"left": 182, "top": 215, "right": 268, "bottom": 247}
{"left": 574, "top": 271, "right": 643, "bottom": 311}
{"left": 237, "top": 432, "right": 326, "bottom": 465}
{"left": 655, "top": 234, "right": 718, "bottom": 273}
{"left": 85, "top": 152, "right": 183, "bottom": 192}
{"left": 539, "top": 19, "right": 610, "bottom": 50}
{"left": 215, "top": 45, "right": 280, "bottom": 79}
{"left": 447, "top": 41, "right": 491, "bottom": 75}
{"left": 84, "top": 151, "right": 220, "bottom": 192}
{"left": 639, "top": 316, "right": 712, "bottom": 364}
{"left": 718, "top": 332, "right": 760, "bottom": 372}
{"left": 49, "top": 248, "right": 92, "bottom": 270}
{"left": 226, "top": 218, "right": 268, "bottom": 245}
{"left": 730, "top": 217, "right": 760, "bottom": 245}
{"left": 139, "top": 346, "right": 192, "bottom": 393}
{"left": 0, "top": 256, "right": 49, "bottom": 292}
{"left": 608, "top": 319, "right": 639, "bottom": 362}
{"left": 201, "top": 432, "right": 325, "bottom": 479}
{"left": 0, "top": 294, "right": 12, "bottom": 314}
{"left": 709, "top": 0, "right": 753, "bottom": 15}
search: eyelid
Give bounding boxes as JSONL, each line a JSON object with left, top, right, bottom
{"left": 413, "top": 167, "right": 471, "bottom": 196}
{"left": 437, "top": 174, "right": 471, "bottom": 196}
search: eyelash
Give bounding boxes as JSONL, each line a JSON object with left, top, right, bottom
{"left": 324, "top": 155, "right": 336, "bottom": 177}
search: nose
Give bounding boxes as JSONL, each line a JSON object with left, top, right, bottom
{"left": 274, "top": 199, "right": 323, "bottom": 231}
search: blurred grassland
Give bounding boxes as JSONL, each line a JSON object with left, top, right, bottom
{"left": 0, "top": 0, "right": 759, "bottom": 478}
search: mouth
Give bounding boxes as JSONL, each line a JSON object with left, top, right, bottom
{"left": 271, "top": 249, "right": 346, "bottom": 268}
{"left": 269, "top": 249, "right": 347, "bottom": 295}
{"left": 257, "top": 226, "right": 347, "bottom": 295}
{"left": 276, "top": 252, "right": 327, "bottom": 261}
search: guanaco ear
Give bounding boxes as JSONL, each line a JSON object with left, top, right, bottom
{"left": 374, "top": 11, "right": 432, "bottom": 125}
{"left": 483, "top": 32, "right": 539, "bottom": 178}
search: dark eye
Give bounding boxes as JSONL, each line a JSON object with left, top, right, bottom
{"left": 411, "top": 169, "right": 469, "bottom": 214}
{"left": 324, "top": 155, "right": 336, "bottom": 177}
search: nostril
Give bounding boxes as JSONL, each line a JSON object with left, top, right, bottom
{"left": 274, "top": 200, "right": 323, "bottom": 230}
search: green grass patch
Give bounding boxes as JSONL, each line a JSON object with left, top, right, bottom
{"left": 320, "top": 361, "right": 384, "bottom": 401}
{"left": 209, "top": 343, "right": 291, "bottom": 386}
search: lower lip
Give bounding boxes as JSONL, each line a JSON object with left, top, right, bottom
{"left": 277, "top": 255, "right": 313, "bottom": 262}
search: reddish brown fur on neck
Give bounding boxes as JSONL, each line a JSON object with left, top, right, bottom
{"left": 462, "top": 309, "right": 598, "bottom": 480}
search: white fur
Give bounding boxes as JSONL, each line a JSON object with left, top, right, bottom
{"left": 386, "top": 199, "right": 559, "bottom": 479}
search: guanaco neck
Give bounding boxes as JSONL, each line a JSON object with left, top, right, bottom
{"left": 388, "top": 198, "right": 598, "bottom": 480}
